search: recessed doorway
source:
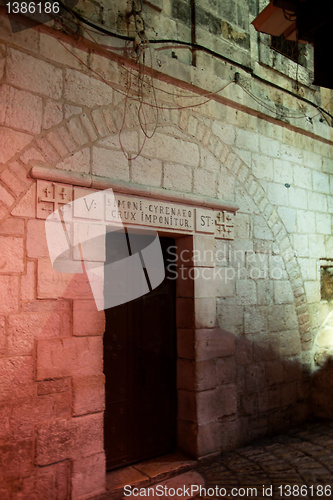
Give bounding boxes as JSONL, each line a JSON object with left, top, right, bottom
{"left": 104, "top": 234, "right": 177, "bottom": 470}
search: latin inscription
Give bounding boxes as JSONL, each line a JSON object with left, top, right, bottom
{"left": 36, "top": 181, "right": 235, "bottom": 239}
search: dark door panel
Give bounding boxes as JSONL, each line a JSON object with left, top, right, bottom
{"left": 104, "top": 236, "right": 177, "bottom": 470}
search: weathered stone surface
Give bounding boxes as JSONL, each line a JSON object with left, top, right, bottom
{"left": 0, "top": 235, "right": 24, "bottom": 273}
{"left": 0, "top": 356, "right": 34, "bottom": 402}
{"left": 0, "top": 128, "right": 32, "bottom": 164}
{"left": 72, "top": 375, "right": 105, "bottom": 415}
{"left": 73, "top": 299, "right": 105, "bottom": 336}
{"left": 0, "top": 276, "right": 19, "bottom": 313}
{"left": 195, "top": 328, "right": 235, "bottom": 361}
{"left": 7, "top": 311, "right": 69, "bottom": 356}
{"left": 6, "top": 49, "right": 62, "bottom": 99}
{"left": 36, "top": 412, "right": 104, "bottom": 465}
{"left": 72, "top": 452, "right": 106, "bottom": 499}
{"left": 37, "top": 258, "right": 94, "bottom": 301}
{"left": 11, "top": 184, "right": 36, "bottom": 218}
{"left": 0, "top": 85, "right": 42, "bottom": 134}
{"left": 92, "top": 146, "right": 129, "bottom": 180}
{"left": 36, "top": 336, "right": 103, "bottom": 379}
{"left": 64, "top": 69, "right": 113, "bottom": 107}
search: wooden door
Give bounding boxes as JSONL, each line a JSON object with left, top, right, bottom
{"left": 104, "top": 235, "right": 177, "bottom": 470}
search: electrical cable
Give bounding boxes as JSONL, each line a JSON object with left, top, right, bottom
{"left": 56, "top": 1, "right": 333, "bottom": 122}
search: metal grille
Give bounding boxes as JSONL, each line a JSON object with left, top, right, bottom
{"left": 271, "top": 35, "right": 306, "bottom": 66}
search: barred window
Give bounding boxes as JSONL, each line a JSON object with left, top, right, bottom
{"left": 271, "top": 35, "right": 306, "bottom": 66}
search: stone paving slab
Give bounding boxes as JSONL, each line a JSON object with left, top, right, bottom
{"left": 101, "top": 421, "right": 333, "bottom": 500}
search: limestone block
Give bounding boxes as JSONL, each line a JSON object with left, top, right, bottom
{"left": 0, "top": 275, "right": 19, "bottom": 314}
{"left": 67, "top": 116, "right": 89, "bottom": 147}
{"left": 252, "top": 153, "right": 274, "bottom": 181}
{"left": 92, "top": 147, "right": 129, "bottom": 181}
{"left": 253, "top": 215, "right": 273, "bottom": 240}
{"left": 304, "top": 280, "right": 321, "bottom": 303}
{"left": 0, "top": 217, "right": 24, "bottom": 236}
{"left": 235, "top": 129, "right": 259, "bottom": 152}
{"left": 0, "top": 128, "right": 32, "bottom": 164}
{"left": 236, "top": 280, "right": 257, "bottom": 305}
{"left": 246, "top": 252, "right": 269, "bottom": 279}
{"left": 36, "top": 336, "right": 103, "bottom": 380}
{"left": 72, "top": 375, "right": 105, "bottom": 416}
{"left": 11, "top": 183, "right": 36, "bottom": 218}
{"left": 274, "top": 280, "right": 294, "bottom": 304}
{"left": 193, "top": 168, "right": 217, "bottom": 197}
{"left": 8, "top": 311, "right": 69, "bottom": 356}
{"left": 217, "top": 170, "right": 236, "bottom": 201}
{"left": 259, "top": 136, "right": 281, "bottom": 158}
{"left": 1, "top": 85, "right": 42, "bottom": 135}
{"left": 80, "top": 113, "right": 98, "bottom": 141}
{"left": 216, "top": 357, "right": 236, "bottom": 384}
{"left": 267, "top": 182, "right": 288, "bottom": 206}
{"left": 241, "top": 393, "right": 257, "bottom": 416}
{"left": 37, "top": 258, "right": 95, "bottom": 301}
{"left": 212, "top": 122, "right": 235, "bottom": 145}
{"left": 72, "top": 452, "right": 106, "bottom": 499}
{"left": 200, "top": 149, "right": 220, "bottom": 171}
{"left": 43, "top": 99, "right": 63, "bottom": 130}
{"left": 280, "top": 144, "right": 303, "bottom": 164}
{"left": 312, "top": 170, "right": 330, "bottom": 194}
{"left": 244, "top": 306, "right": 268, "bottom": 333}
{"left": 277, "top": 206, "right": 296, "bottom": 233}
{"left": 245, "top": 363, "right": 266, "bottom": 392}
{"left": 296, "top": 209, "right": 317, "bottom": 234}
{"left": 293, "top": 165, "right": 312, "bottom": 190}
{"left": 293, "top": 234, "right": 309, "bottom": 257}
{"left": 56, "top": 148, "right": 91, "bottom": 174}
{"left": 36, "top": 413, "right": 103, "bottom": 465}
{"left": 131, "top": 156, "right": 162, "bottom": 187}
{"left": 37, "top": 378, "right": 71, "bottom": 396}
{"left": 273, "top": 159, "right": 293, "bottom": 184}
{"left": 217, "top": 300, "right": 244, "bottom": 328}
{"left": 307, "top": 191, "right": 327, "bottom": 212}
{"left": 98, "top": 131, "right": 137, "bottom": 151}
{"left": 258, "top": 387, "right": 280, "bottom": 412}
{"left": 7, "top": 49, "right": 62, "bottom": 99}
{"left": 315, "top": 212, "right": 331, "bottom": 235}
{"left": 0, "top": 236, "right": 24, "bottom": 273}
{"left": 0, "top": 15, "right": 39, "bottom": 52}
{"left": 194, "top": 267, "right": 235, "bottom": 298}
{"left": 308, "top": 234, "right": 325, "bottom": 258}
{"left": 268, "top": 304, "right": 298, "bottom": 332}
{"left": 40, "top": 34, "right": 88, "bottom": 70}
{"left": 264, "top": 360, "right": 284, "bottom": 385}
{"left": 195, "top": 359, "right": 217, "bottom": 391}
{"left": 1, "top": 162, "right": 31, "bottom": 198}
{"left": 0, "top": 356, "right": 34, "bottom": 402}
{"left": 195, "top": 328, "right": 235, "bottom": 361}
{"left": 298, "top": 258, "right": 317, "bottom": 281}
{"left": 234, "top": 213, "right": 250, "bottom": 239}
{"left": 256, "top": 280, "right": 274, "bottom": 305}
{"left": 73, "top": 300, "right": 105, "bottom": 336}
{"left": 280, "top": 382, "right": 298, "bottom": 407}
{"left": 143, "top": 133, "right": 200, "bottom": 166}
{"left": 20, "top": 260, "right": 35, "bottom": 302}
{"left": 163, "top": 162, "right": 193, "bottom": 192}
{"left": 64, "top": 69, "right": 113, "bottom": 107}
{"left": 195, "top": 297, "right": 216, "bottom": 328}
{"left": 198, "top": 385, "right": 237, "bottom": 424}
{"left": 288, "top": 187, "right": 308, "bottom": 210}
{"left": 0, "top": 440, "right": 34, "bottom": 479}
{"left": 279, "top": 330, "right": 302, "bottom": 357}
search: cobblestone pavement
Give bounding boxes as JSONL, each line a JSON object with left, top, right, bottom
{"left": 197, "top": 421, "right": 333, "bottom": 500}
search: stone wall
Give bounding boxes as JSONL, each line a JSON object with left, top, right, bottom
{"left": 0, "top": 1, "right": 333, "bottom": 498}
